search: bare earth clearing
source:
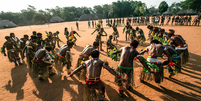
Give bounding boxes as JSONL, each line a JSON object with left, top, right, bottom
{"left": 0, "top": 20, "right": 201, "bottom": 101}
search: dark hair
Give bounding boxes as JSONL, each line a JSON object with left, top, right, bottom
{"left": 67, "top": 41, "right": 74, "bottom": 46}
{"left": 5, "top": 36, "right": 10, "bottom": 40}
{"left": 150, "top": 40, "right": 162, "bottom": 44}
{"left": 91, "top": 50, "right": 99, "bottom": 58}
{"left": 93, "top": 41, "right": 99, "bottom": 46}
{"left": 10, "top": 33, "right": 14, "bottom": 37}
{"left": 33, "top": 31, "right": 36, "bottom": 34}
{"left": 136, "top": 27, "right": 139, "bottom": 30}
{"left": 37, "top": 33, "right": 42, "bottom": 35}
{"left": 109, "top": 35, "right": 113, "bottom": 38}
{"left": 24, "top": 35, "right": 29, "bottom": 38}
{"left": 130, "top": 40, "right": 139, "bottom": 48}
{"left": 45, "top": 46, "right": 52, "bottom": 52}
{"left": 31, "top": 35, "right": 37, "bottom": 39}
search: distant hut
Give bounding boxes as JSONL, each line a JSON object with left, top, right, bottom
{"left": 0, "top": 20, "right": 17, "bottom": 28}
{"left": 50, "top": 16, "right": 64, "bottom": 23}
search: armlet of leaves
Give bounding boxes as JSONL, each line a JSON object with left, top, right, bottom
{"left": 110, "top": 66, "right": 122, "bottom": 76}
{"left": 140, "top": 56, "right": 160, "bottom": 73}
{"left": 108, "top": 48, "right": 121, "bottom": 61}
{"left": 1, "top": 47, "right": 5, "bottom": 54}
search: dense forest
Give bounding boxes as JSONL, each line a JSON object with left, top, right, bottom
{"left": 0, "top": 0, "right": 200, "bottom": 26}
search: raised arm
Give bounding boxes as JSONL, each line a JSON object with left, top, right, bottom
{"left": 75, "top": 31, "right": 81, "bottom": 37}
{"left": 91, "top": 29, "right": 97, "bottom": 35}
{"left": 67, "top": 63, "right": 86, "bottom": 78}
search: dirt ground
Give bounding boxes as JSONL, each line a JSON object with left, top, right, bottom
{"left": 0, "top": 20, "right": 201, "bottom": 101}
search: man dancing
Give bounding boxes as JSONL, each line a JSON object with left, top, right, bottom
{"left": 1, "top": 36, "right": 23, "bottom": 66}
{"left": 136, "top": 27, "right": 146, "bottom": 45}
{"left": 54, "top": 41, "right": 74, "bottom": 75}
{"left": 166, "top": 29, "right": 189, "bottom": 72}
{"left": 67, "top": 50, "right": 122, "bottom": 100}
{"left": 113, "top": 40, "right": 150, "bottom": 96}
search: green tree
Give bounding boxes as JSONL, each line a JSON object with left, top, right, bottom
{"left": 158, "top": 1, "right": 169, "bottom": 14}
{"left": 83, "top": 9, "right": 90, "bottom": 14}
{"left": 180, "top": 0, "right": 201, "bottom": 12}
{"left": 170, "top": 2, "right": 181, "bottom": 14}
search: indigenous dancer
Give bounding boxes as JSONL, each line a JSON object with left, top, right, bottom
{"left": 53, "top": 31, "right": 62, "bottom": 48}
{"left": 163, "top": 45, "right": 180, "bottom": 78}
{"left": 44, "top": 31, "right": 55, "bottom": 54}
{"left": 64, "top": 27, "right": 70, "bottom": 40}
{"left": 113, "top": 40, "right": 150, "bottom": 96}
{"left": 1, "top": 36, "right": 23, "bottom": 66}
{"left": 136, "top": 27, "right": 146, "bottom": 45}
{"left": 10, "top": 33, "right": 22, "bottom": 58}
{"left": 68, "top": 30, "right": 81, "bottom": 46}
{"left": 91, "top": 23, "right": 101, "bottom": 35}
{"left": 36, "top": 33, "right": 44, "bottom": 49}
{"left": 107, "top": 35, "right": 116, "bottom": 55}
{"left": 129, "top": 26, "right": 136, "bottom": 42}
{"left": 147, "top": 25, "right": 154, "bottom": 41}
{"left": 123, "top": 22, "right": 131, "bottom": 41}
{"left": 75, "top": 41, "right": 99, "bottom": 80}
{"left": 92, "top": 28, "right": 107, "bottom": 51}
{"left": 166, "top": 29, "right": 189, "bottom": 72}
{"left": 23, "top": 35, "right": 38, "bottom": 68}
{"left": 32, "top": 47, "right": 55, "bottom": 81}
{"left": 54, "top": 41, "right": 74, "bottom": 75}
{"left": 67, "top": 50, "right": 121, "bottom": 100}
{"left": 20, "top": 35, "right": 29, "bottom": 53}
{"left": 140, "top": 40, "right": 172, "bottom": 83}
{"left": 111, "top": 22, "right": 119, "bottom": 43}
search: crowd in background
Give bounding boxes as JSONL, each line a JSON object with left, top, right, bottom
{"left": 104, "top": 14, "right": 201, "bottom": 27}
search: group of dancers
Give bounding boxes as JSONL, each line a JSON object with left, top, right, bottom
{"left": 1, "top": 20, "right": 189, "bottom": 100}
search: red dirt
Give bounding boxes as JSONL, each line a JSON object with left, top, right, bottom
{"left": 0, "top": 20, "right": 201, "bottom": 101}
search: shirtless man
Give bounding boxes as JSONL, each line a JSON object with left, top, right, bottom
{"left": 10, "top": 33, "right": 22, "bottom": 58}
{"left": 91, "top": 23, "right": 101, "bottom": 35}
{"left": 36, "top": 33, "right": 44, "bottom": 49}
{"left": 123, "top": 22, "right": 131, "bottom": 41}
{"left": 92, "top": 28, "right": 107, "bottom": 51}
{"left": 113, "top": 40, "right": 150, "bottom": 96}
{"left": 68, "top": 30, "right": 81, "bottom": 46}
{"left": 32, "top": 47, "right": 55, "bottom": 81}
{"left": 166, "top": 29, "right": 189, "bottom": 72}
{"left": 1, "top": 36, "right": 23, "bottom": 66}
{"left": 75, "top": 41, "right": 99, "bottom": 80}
{"left": 147, "top": 25, "right": 154, "bottom": 40}
{"left": 111, "top": 22, "right": 119, "bottom": 42}
{"left": 64, "top": 27, "right": 70, "bottom": 40}
{"left": 67, "top": 50, "right": 121, "bottom": 100}
{"left": 23, "top": 35, "right": 38, "bottom": 68}
{"left": 44, "top": 31, "right": 55, "bottom": 54}
{"left": 163, "top": 45, "right": 180, "bottom": 77}
{"left": 107, "top": 35, "right": 116, "bottom": 55}
{"left": 129, "top": 26, "right": 136, "bottom": 42}
{"left": 54, "top": 41, "right": 74, "bottom": 75}
{"left": 20, "top": 35, "right": 29, "bottom": 53}
{"left": 53, "top": 31, "right": 62, "bottom": 48}
{"left": 140, "top": 40, "right": 173, "bottom": 83}
{"left": 136, "top": 27, "right": 146, "bottom": 45}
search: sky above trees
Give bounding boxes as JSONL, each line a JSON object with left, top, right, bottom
{"left": 1, "top": 0, "right": 184, "bottom": 12}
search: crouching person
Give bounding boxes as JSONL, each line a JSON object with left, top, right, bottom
{"left": 67, "top": 50, "right": 122, "bottom": 100}
{"left": 32, "top": 47, "right": 55, "bottom": 81}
